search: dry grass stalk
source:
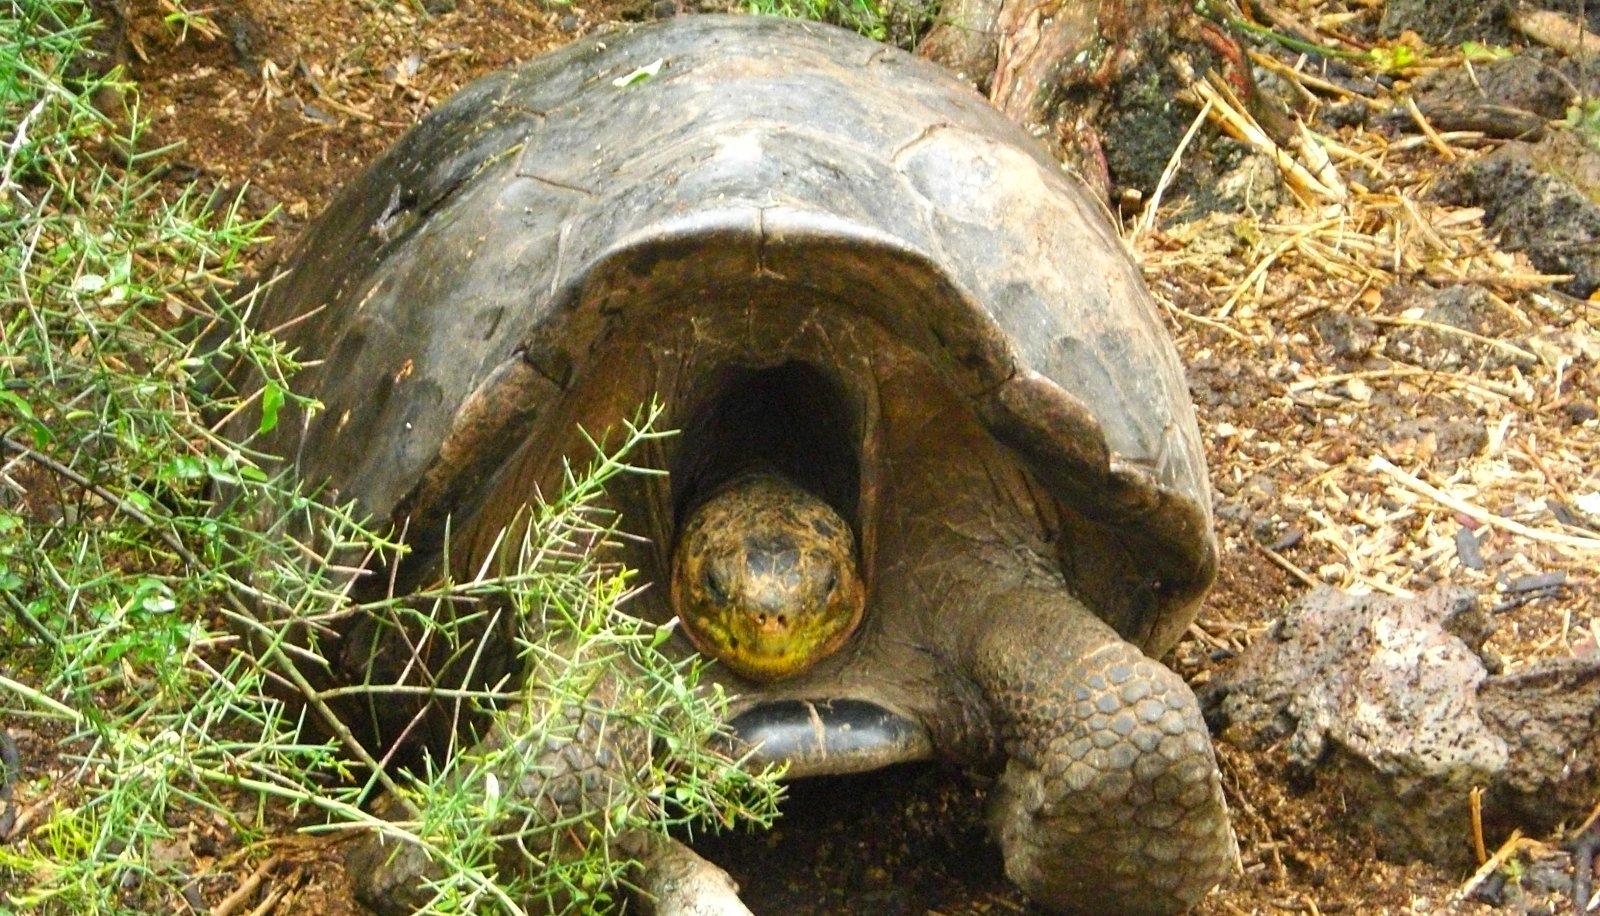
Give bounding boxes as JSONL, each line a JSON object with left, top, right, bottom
{"left": 1135, "top": 98, "right": 1215, "bottom": 241}
{"left": 1139, "top": 37, "right": 1597, "bottom": 645}
{"left": 1247, "top": 49, "right": 1367, "bottom": 103}
{"left": 1371, "top": 456, "right": 1600, "bottom": 553}
{"left": 1449, "top": 829, "right": 1561, "bottom": 906}
{"left": 1405, "top": 97, "right": 1458, "bottom": 162}
{"left": 1189, "top": 74, "right": 1347, "bottom": 205}
{"left": 1366, "top": 315, "right": 1540, "bottom": 363}
{"left": 1290, "top": 366, "right": 1527, "bottom": 401}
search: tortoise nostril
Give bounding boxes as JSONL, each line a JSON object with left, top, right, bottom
{"left": 777, "top": 615, "right": 788, "bottom": 628}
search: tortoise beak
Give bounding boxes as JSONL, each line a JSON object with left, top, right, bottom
{"left": 723, "top": 699, "right": 933, "bottom": 777}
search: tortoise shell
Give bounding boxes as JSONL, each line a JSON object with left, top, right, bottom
{"left": 228, "top": 14, "right": 1215, "bottom": 664}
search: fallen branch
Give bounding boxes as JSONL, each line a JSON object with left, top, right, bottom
{"left": 1509, "top": 8, "right": 1600, "bottom": 58}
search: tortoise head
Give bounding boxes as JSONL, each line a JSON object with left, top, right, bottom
{"left": 671, "top": 474, "right": 865, "bottom": 682}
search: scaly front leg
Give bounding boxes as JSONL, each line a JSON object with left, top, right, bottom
{"left": 967, "top": 588, "right": 1236, "bottom": 915}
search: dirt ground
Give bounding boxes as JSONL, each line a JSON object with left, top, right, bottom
{"left": 82, "top": 0, "right": 1599, "bottom": 912}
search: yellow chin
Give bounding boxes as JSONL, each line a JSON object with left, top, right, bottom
{"left": 678, "top": 606, "right": 854, "bottom": 682}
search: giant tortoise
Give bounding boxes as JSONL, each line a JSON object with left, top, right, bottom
{"left": 222, "top": 13, "right": 1234, "bottom": 914}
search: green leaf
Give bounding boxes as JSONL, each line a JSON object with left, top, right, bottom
{"left": 72, "top": 272, "right": 108, "bottom": 294}
{"left": 0, "top": 391, "right": 51, "bottom": 448}
{"left": 612, "top": 58, "right": 664, "bottom": 88}
{"left": 1567, "top": 100, "right": 1600, "bottom": 151}
{"left": 1369, "top": 43, "right": 1421, "bottom": 72}
{"left": 259, "top": 381, "right": 284, "bottom": 434}
{"left": 164, "top": 454, "right": 206, "bottom": 480}
{"left": 649, "top": 620, "right": 676, "bottom": 648}
{"left": 1460, "top": 41, "right": 1512, "bottom": 62}
{"left": 0, "top": 390, "right": 35, "bottom": 420}
{"left": 142, "top": 594, "right": 177, "bottom": 613}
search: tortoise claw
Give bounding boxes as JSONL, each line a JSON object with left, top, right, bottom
{"left": 346, "top": 790, "right": 437, "bottom": 916}
{"left": 619, "top": 830, "right": 755, "bottom": 916}
{"left": 727, "top": 699, "right": 932, "bottom": 778}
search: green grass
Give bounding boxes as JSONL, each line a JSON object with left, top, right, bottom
{"left": 742, "top": 0, "right": 944, "bottom": 52}
{"left": 0, "top": 2, "right": 781, "bottom": 912}
{"left": 744, "top": 0, "right": 892, "bottom": 40}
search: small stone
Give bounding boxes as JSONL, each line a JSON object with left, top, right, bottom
{"left": 1565, "top": 400, "right": 1598, "bottom": 424}
{"left": 1503, "top": 570, "right": 1566, "bottom": 594}
{"left": 1454, "top": 525, "right": 1485, "bottom": 570}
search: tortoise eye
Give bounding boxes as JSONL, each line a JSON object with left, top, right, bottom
{"left": 822, "top": 570, "right": 838, "bottom": 598}
{"left": 703, "top": 568, "right": 730, "bottom": 605}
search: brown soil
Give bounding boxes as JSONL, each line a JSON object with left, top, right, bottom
{"left": 40, "top": 0, "right": 1596, "bottom": 913}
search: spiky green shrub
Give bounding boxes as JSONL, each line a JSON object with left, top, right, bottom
{"left": 0, "top": 4, "right": 780, "bottom": 912}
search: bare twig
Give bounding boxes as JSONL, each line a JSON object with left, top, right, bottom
{"left": 213, "top": 855, "right": 283, "bottom": 916}
{"left": 1134, "top": 98, "right": 1214, "bottom": 240}
{"left": 1451, "top": 829, "right": 1532, "bottom": 905}
{"left": 0, "top": 97, "right": 51, "bottom": 197}
{"left": 1366, "top": 315, "right": 1541, "bottom": 363}
{"left": 1405, "top": 97, "right": 1458, "bottom": 161}
{"left": 1470, "top": 786, "right": 1488, "bottom": 864}
{"left": 1258, "top": 543, "right": 1319, "bottom": 588}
